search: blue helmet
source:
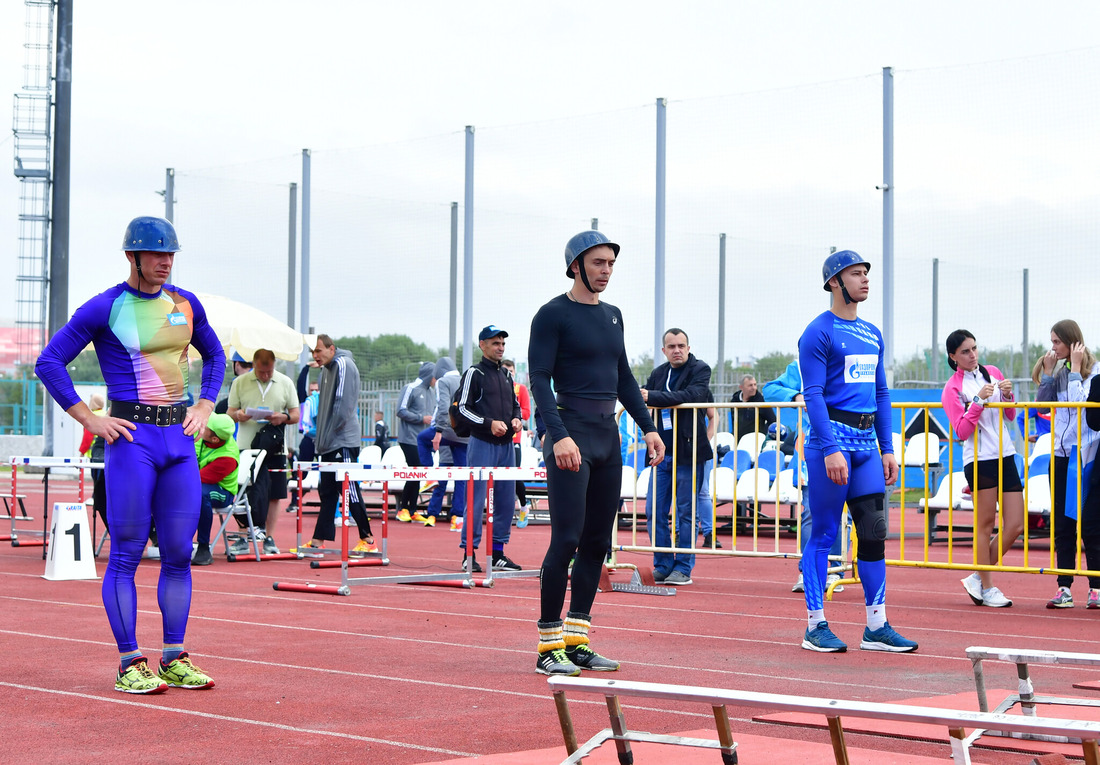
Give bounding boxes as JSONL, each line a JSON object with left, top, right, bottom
{"left": 767, "top": 422, "right": 789, "bottom": 441}
{"left": 121, "top": 216, "right": 181, "bottom": 253}
{"left": 821, "top": 250, "right": 869, "bottom": 292}
{"left": 564, "top": 230, "right": 619, "bottom": 278}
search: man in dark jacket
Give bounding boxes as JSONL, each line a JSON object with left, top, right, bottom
{"left": 730, "top": 374, "right": 775, "bottom": 441}
{"left": 455, "top": 325, "right": 523, "bottom": 572}
{"left": 640, "top": 328, "right": 714, "bottom": 585}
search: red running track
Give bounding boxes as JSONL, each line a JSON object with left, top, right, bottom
{"left": 1, "top": 478, "right": 1099, "bottom": 764}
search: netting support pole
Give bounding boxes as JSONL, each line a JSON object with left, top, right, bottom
{"left": 880, "top": 66, "right": 895, "bottom": 376}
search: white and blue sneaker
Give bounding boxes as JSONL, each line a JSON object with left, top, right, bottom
{"left": 961, "top": 573, "right": 983, "bottom": 605}
{"left": 801, "top": 621, "right": 847, "bottom": 653}
{"left": 860, "top": 621, "right": 918, "bottom": 653}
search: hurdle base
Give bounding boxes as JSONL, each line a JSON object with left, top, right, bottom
{"left": 12, "top": 538, "right": 46, "bottom": 548}
{"left": 310, "top": 558, "right": 386, "bottom": 569}
{"left": 227, "top": 552, "right": 301, "bottom": 562}
{"left": 272, "top": 582, "right": 350, "bottom": 596}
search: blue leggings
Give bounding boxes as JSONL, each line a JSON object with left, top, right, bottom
{"left": 803, "top": 447, "right": 886, "bottom": 612}
{"left": 103, "top": 424, "right": 200, "bottom": 653}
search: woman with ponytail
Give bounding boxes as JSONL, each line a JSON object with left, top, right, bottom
{"left": 942, "top": 329, "right": 1023, "bottom": 607}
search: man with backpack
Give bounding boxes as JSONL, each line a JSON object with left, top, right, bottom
{"left": 452, "top": 325, "right": 523, "bottom": 572}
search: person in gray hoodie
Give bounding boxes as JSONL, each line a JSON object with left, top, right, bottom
{"left": 303, "top": 334, "right": 375, "bottom": 553}
{"left": 395, "top": 361, "right": 437, "bottom": 519}
{"left": 412, "top": 356, "right": 470, "bottom": 528}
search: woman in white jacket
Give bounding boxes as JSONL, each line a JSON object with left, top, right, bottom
{"left": 1033, "top": 319, "right": 1100, "bottom": 609}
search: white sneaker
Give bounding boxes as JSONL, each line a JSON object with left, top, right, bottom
{"left": 826, "top": 573, "right": 845, "bottom": 593}
{"left": 143, "top": 544, "right": 160, "bottom": 560}
{"left": 981, "top": 586, "right": 1013, "bottom": 608}
{"left": 792, "top": 573, "right": 805, "bottom": 593}
{"left": 961, "top": 573, "right": 983, "bottom": 605}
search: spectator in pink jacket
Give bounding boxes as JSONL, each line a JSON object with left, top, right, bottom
{"left": 941, "top": 329, "right": 1023, "bottom": 608}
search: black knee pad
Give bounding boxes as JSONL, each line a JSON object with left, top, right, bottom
{"left": 849, "top": 493, "right": 887, "bottom": 562}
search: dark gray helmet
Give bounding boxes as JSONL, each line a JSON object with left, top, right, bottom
{"left": 564, "top": 230, "right": 620, "bottom": 279}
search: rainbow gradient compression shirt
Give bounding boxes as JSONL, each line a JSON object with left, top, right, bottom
{"left": 36, "top": 282, "right": 225, "bottom": 411}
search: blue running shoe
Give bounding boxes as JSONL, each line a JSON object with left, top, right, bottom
{"left": 860, "top": 621, "right": 918, "bottom": 653}
{"left": 801, "top": 621, "right": 847, "bottom": 653}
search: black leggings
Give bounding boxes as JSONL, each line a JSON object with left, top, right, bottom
{"left": 311, "top": 448, "right": 373, "bottom": 542}
{"left": 539, "top": 410, "right": 622, "bottom": 622}
{"left": 398, "top": 442, "right": 422, "bottom": 510}
{"left": 1052, "top": 456, "right": 1100, "bottom": 588}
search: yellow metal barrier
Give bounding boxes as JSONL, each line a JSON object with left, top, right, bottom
{"left": 615, "top": 399, "right": 1100, "bottom": 588}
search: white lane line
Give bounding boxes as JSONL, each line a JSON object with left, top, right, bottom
{"left": 0, "top": 680, "right": 478, "bottom": 757}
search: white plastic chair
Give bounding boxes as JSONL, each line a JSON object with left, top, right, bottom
{"left": 709, "top": 466, "right": 737, "bottom": 503}
{"left": 714, "top": 432, "right": 737, "bottom": 451}
{"left": 734, "top": 467, "right": 771, "bottom": 502}
{"left": 1029, "top": 432, "right": 1054, "bottom": 465}
{"left": 902, "top": 433, "right": 942, "bottom": 467}
{"left": 619, "top": 466, "right": 639, "bottom": 500}
{"left": 891, "top": 432, "right": 904, "bottom": 458}
{"left": 1026, "top": 473, "right": 1053, "bottom": 515}
{"left": 918, "top": 471, "right": 971, "bottom": 511}
{"left": 360, "top": 444, "right": 383, "bottom": 465}
{"left": 212, "top": 448, "right": 266, "bottom": 560}
{"left": 380, "top": 445, "right": 407, "bottom": 489}
{"left": 774, "top": 468, "right": 802, "bottom": 504}
{"left": 521, "top": 445, "right": 542, "bottom": 469}
{"left": 635, "top": 467, "right": 652, "bottom": 499}
{"left": 735, "top": 432, "right": 765, "bottom": 462}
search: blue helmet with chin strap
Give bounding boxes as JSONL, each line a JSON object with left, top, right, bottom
{"left": 121, "top": 216, "right": 181, "bottom": 252}
{"left": 822, "top": 250, "right": 869, "bottom": 291}
{"left": 564, "top": 230, "right": 619, "bottom": 279}
{"left": 822, "top": 250, "right": 870, "bottom": 304}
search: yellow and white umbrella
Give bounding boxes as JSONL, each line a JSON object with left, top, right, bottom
{"left": 192, "top": 292, "right": 306, "bottom": 362}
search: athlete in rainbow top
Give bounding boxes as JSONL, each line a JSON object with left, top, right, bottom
{"left": 797, "top": 250, "right": 917, "bottom": 654}
{"left": 36, "top": 216, "right": 225, "bottom": 693}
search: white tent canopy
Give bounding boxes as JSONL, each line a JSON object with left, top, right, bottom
{"left": 192, "top": 292, "right": 306, "bottom": 362}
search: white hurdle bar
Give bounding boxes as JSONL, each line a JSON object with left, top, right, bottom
{"left": 548, "top": 675, "right": 1100, "bottom": 765}
{"left": 7, "top": 457, "right": 98, "bottom": 556}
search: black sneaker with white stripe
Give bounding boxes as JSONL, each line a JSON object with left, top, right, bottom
{"left": 492, "top": 554, "right": 522, "bottom": 571}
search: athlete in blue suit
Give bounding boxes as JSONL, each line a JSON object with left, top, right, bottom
{"left": 797, "top": 250, "right": 917, "bottom": 654}
{"left": 36, "top": 217, "right": 225, "bottom": 693}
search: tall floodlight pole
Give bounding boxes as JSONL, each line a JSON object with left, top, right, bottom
{"left": 47, "top": 0, "right": 73, "bottom": 339}
{"left": 449, "top": 202, "right": 458, "bottom": 360}
{"left": 287, "top": 182, "right": 297, "bottom": 327}
{"left": 463, "top": 126, "right": 475, "bottom": 371}
{"left": 654, "top": 97, "right": 667, "bottom": 368}
{"left": 931, "top": 258, "right": 939, "bottom": 381}
{"left": 717, "top": 234, "right": 726, "bottom": 389}
{"left": 163, "top": 168, "right": 176, "bottom": 281}
{"left": 881, "top": 67, "right": 895, "bottom": 376}
{"left": 1022, "top": 268, "right": 1030, "bottom": 378}
{"left": 300, "top": 149, "right": 311, "bottom": 363}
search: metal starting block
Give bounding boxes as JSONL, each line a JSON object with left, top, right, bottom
{"left": 598, "top": 565, "right": 676, "bottom": 596}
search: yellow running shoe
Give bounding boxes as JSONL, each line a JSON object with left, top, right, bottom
{"left": 396, "top": 509, "right": 412, "bottom": 523}
{"left": 422, "top": 515, "right": 436, "bottom": 528}
{"left": 411, "top": 511, "right": 431, "bottom": 524}
{"left": 450, "top": 515, "right": 464, "bottom": 532}
{"left": 350, "top": 539, "right": 378, "bottom": 556}
{"left": 157, "top": 652, "right": 215, "bottom": 689}
{"left": 115, "top": 657, "right": 168, "bottom": 694}
{"left": 289, "top": 540, "right": 325, "bottom": 553}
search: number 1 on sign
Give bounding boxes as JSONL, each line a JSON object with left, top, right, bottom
{"left": 50, "top": 522, "right": 82, "bottom": 562}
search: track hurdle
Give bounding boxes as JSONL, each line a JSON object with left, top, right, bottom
{"left": 273, "top": 464, "right": 545, "bottom": 594}
{"left": 549, "top": 675, "right": 1100, "bottom": 765}
{"left": 7, "top": 457, "right": 97, "bottom": 557}
{"left": 966, "top": 645, "right": 1100, "bottom": 746}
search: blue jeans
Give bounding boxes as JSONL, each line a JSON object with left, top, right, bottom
{"left": 646, "top": 459, "right": 705, "bottom": 576}
{"left": 197, "top": 483, "right": 233, "bottom": 546}
{"left": 417, "top": 427, "right": 469, "bottom": 519}
{"left": 465, "top": 437, "right": 515, "bottom": 553}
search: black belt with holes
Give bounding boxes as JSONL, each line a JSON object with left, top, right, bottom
{"left": 110, "top": 401, "right": 187, "bottom": 427}
{"left": 555, "top": 394, "right": 617, "bottom": 416}
{"left": 827, "top": 406, "right": 875, "bottom": 430}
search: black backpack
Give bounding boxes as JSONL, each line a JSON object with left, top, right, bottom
{"left": 448, "top": 368, "right": 481, "bottom": 438}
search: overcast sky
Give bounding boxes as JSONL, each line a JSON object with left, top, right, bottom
{"left": 2, "top": 1, "right": 1100, "bottom": 377}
